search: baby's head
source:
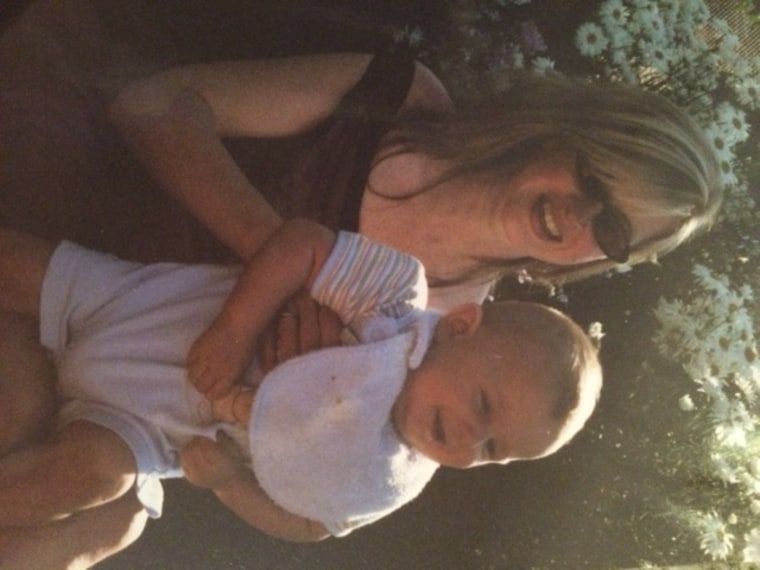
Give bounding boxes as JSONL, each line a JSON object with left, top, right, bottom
{"left": 392, "top": 300, "right": 602, "bottom": 468}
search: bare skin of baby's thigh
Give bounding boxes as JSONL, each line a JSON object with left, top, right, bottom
{"left": 0, "top": 311, "right": 57, "bottom": 457}
{"left": 0, "top": 490, "right": 147, "bottom": 570}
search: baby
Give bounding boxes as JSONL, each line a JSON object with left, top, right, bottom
{"left": 0, "top": 220, "right": 601, "bottom": 547}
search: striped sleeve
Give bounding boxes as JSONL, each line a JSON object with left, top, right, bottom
{"left": 310, "top": 232, "right": 428, "bottom": 325}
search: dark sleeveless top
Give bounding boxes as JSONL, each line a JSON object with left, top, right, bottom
{"left": 226, "top": 53, "right": 415, "bottom": 232}
{"left": 0, "top": 54, "right": 415, "bottom": 265}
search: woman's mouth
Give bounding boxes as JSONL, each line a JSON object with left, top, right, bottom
{"left": 536, "top": 195, "right": 561, "bottom": 242}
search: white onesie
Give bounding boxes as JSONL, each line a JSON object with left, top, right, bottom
{"left": 40, "top": 232, "right": 439, "bottom": 534}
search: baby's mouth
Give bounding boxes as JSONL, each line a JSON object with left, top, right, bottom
{"left": 536, "top": 195, "right": 561, "bottom": 242}
{"left": 433, "top": 408, "right": 445, "bottom": 444}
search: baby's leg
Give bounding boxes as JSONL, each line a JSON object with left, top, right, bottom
{"left": 0, "top": 311, "right": 57, "bottom": 457}
{"left": 0, "top": 228, "right": 61, "bottom": 456}
{"left": 0, "top": 420, "right": 137, "bottom": 527}
{"left": 0, "top": 489, "right": 148, "bottom": 569}
{"left": 0, "top": 227, "right": 55, "bottom": 318}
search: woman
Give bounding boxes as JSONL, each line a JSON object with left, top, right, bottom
{"left": 0, "top": 11, "right": 720, "bottom": 570}
{"left": 104, "top": 53, "right": 721, "bottom": 294}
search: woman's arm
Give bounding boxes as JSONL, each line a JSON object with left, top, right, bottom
{"left": 188, "top": 219, "right": 336, "bottom": 398}
{"left": 108, "top": 53, "right": 449, "bottom": 260}
{"left": 181, "top": 435, "right": 329, "bottom": 543}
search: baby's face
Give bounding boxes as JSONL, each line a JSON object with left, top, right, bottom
{"left": 392, "top": 326, "right": 563, "bottom": 469}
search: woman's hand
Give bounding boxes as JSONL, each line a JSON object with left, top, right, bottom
{"left": 180, "top": 433, "right": 247, "bottom": 490}
{"left": 257, "top": 290, "right": 343, "bottom": 374}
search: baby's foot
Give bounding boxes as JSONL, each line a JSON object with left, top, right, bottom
{"left": 209, "top": 387, "right": 255, "bottom": 426}
{"left": 188, "top": 322, "right": 252, "bottom": 399}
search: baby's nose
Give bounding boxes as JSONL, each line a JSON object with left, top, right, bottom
{"left": 571, "top": 195, "right": 603, "bottom": 226}
{"left": 449, "top": 420, "right": 489, "bottom": 450}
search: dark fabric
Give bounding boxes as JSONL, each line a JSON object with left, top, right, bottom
{"left": 226, "top": 52, "right": 416, "bottom": 232}
{"left": 0, "top": 52, "right": 415, "bottom": 264}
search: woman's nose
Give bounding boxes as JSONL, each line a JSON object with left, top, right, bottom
{"left": 567, "top": 195, "right": 603, "bottom": 229}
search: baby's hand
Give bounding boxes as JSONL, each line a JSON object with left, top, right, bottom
{"left": 188, "top": 319, "right": 253, "bottom": 399}
{"left": 180, "top": 433, "right": 247, "bottom": 489}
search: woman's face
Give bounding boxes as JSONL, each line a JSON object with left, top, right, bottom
{"left": 499, "top": 148, "right": 606, "bottom": 265}
{"left": 497, "top": 148, "right": 672, "bottom": 266}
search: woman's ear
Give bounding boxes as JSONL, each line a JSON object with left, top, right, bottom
{"left": 435, "top": 302, "right": 483, "bottom": 341}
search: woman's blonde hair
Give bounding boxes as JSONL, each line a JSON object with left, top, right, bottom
{"left": 390, "top": 71, "right": 723, "bottom": 287}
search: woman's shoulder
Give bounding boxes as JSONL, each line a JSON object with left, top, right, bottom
{"left": 404, "top": 60, "right": 454, "bottom": 114}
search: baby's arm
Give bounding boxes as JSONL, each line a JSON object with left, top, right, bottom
{"left": 188, "top": 219, "right": 336, "bottom": 399}
{"left": 180, "top": 435, "right": 329, "bottom": 542}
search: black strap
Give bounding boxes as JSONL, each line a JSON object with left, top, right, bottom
{"left": 336, "top": 53, "right": 416, "bottom": 231}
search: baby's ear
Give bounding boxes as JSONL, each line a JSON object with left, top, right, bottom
{"left": 435, "top": 303, "right": 483, "bottom": 341}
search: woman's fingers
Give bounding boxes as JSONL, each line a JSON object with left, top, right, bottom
{"left": 317, "top": 305, "right": 343, "bottom": 349}
{"left": 256, "top": 322, "right": 279, "bottom": 375}
{"left": 255, "top": 292, "right": 345, "bottom": 373}
{"left": 275, "top": 300, "right": 301, "bottom": 363}
{"left": 294, "top": 291, "right": 321, "bottom": 354}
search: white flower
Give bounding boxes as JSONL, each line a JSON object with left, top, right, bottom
{"left": 744, "top": 528, "right": 760, "bottom": 562}
{"left": 707, "top": 19, "right": 739, "bottom": 56}
{"left": 718, "top": 158, "right": 739, "bottom": 188}
{"left": 630, "top": 0, "right": 656, "bottom": 11}
{"left": 733, "top": 57, "right": 755, "bottom": 79}
{"left": 618, "top": 61, "right": 638, "bottom": 84}
{"left": 516, "top": 269, "right": 532, "bottom": 284}
{"left": 750, "top": 458, "right": 760, "bottom": 478}
{"left": 713, "top": 399, "right": 754, "bottom": 448}
{"left": 740, "top": 471, "right": 760, "bottom": 496}
{"left": 699, "top": 511, "right": 734, "bottom": 560}
{"left": 630, "top": 3, "right": 661, "bottom": 33}
{"left": 702, "top": 124, "right": 734, "bottom": 163}
{"left": 637, "top": 39, "right": 673, "bottom": 73}
{"left": 716, "top": 103, "right": 750, "bottom": 144}
{"left": 715, "top": 421, "right": 748, "bottom": 447}
{"left": 392, "top": 25, "right": 423, "bottom": 48}
{"left": 700, "top": 376, "right": 729, "bottom": 406}
{"left": 734, "top": 77, "right": 760, "bottom": 110}
{"left": 599, "top": 0, "right": 629, "bottom": 30}
{"left": 711, "top": 453, "right": 738, "bottom": 484}
{"left": 576, "top": 22, "right": 608, "bottom": 57}
{"left": 735, "top": 374, "right": 758, "bottom": 403}
{"left": 679, "top": 394, "right": 695, "bottom": 411}
{"left": 511, "top": 50, "right": 525, "bottom": 70}
{"left": 588, "top": 322, "right": 605, "bottom": 343}
{"left": 531, "top": 57, "right": 555, "bottom": 74}
{"left": 683, "top": 0, "right": 710, "bottom": 25}
{"left": 658, "top": 0, "right": 678, "bottom": 14}
{"left": 608, "top": 27, "right": 634, "bottom": 51}
{"left": 642, "top": 13, "right": 667, "bottom": 43}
